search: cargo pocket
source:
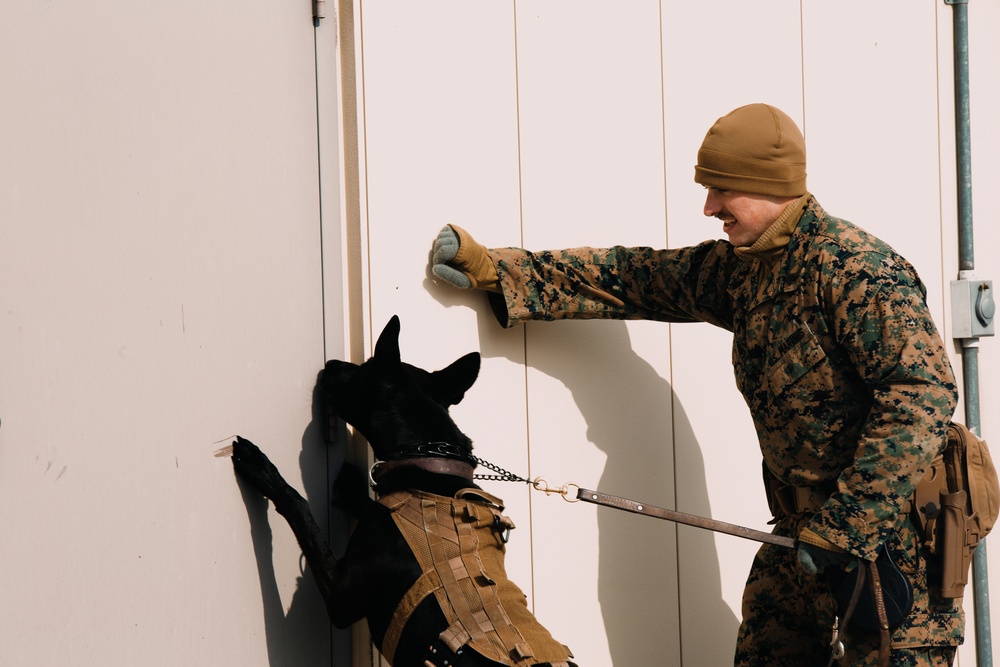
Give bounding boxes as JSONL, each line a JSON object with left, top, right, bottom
{"left": 766, "top": 328, "right": 830, "bottom": 400}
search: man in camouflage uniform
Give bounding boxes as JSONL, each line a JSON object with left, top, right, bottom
{"left": 428, "top": 103, "right": 962, "bottom": 666}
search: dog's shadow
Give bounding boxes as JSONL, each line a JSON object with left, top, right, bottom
{"left": 478, "top": 317, "right": 741, "bottom": 666}
{"left": 235, "top": 401, "right": 352, "bottom": 666}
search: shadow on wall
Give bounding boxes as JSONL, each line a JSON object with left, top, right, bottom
{"left": 234, "top": 388, "right": 353, "bottom": 666}
{"left": 481, "top": 317, "right": 740, "bottom": 666}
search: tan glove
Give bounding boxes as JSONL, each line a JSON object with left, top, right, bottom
{"left": 797, "top": 526, "right": 851, "bottom": 575}
{"left": 429, "top": 224, "right": 500, "bottom": 292}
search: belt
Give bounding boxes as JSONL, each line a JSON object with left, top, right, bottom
{"left": 766, "top": 471, "right": 911, "bottom": 520}
{"left": 764, "top": 466, "right": 833, "bottom": 520}
{"left": 771, "top": 483, "right": 830, "bottom": 518}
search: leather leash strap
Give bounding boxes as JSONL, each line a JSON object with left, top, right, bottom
{"left": 866, "top": 560, "right": 891, "bottom": 667}
{"left": 577, "top": 488, "right": 796, "bottom": 549}
{"left": 580, "top": 488, "right": 891, "bottom": 666}
{"left": 829, "top": 562, "right": 866, "bottom": 666}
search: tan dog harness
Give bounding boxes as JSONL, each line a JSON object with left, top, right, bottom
{"left": 378, "top": 488, "right": 574, "bottom": 666}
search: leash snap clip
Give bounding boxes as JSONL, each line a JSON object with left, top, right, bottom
{"left": 829, "top": 615, "right": 845, "bottom": 662}
{"left": 531, "top": 477, "right": 580, "bottom": 503}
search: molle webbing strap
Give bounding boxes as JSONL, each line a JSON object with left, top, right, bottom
{"left": 423, "top": 497, "right": 492, "bottom": 646}
{"left": 377, "top": 489, "right": 572, "bottom": 666}
{"left": 380, "top": 568, "right": 441, "bottom": 664}
{"left": 449, "top": 505, "right": 528, "bottom": 657}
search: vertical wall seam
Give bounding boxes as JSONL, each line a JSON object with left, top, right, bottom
{"left": 357, "top": 0, "right": 374, "bottom": 357}
{"left": 310, "top": 22, "right": 333, "bottom": 665}
{"left": 657, "top": 0, "right": 670, "bottom": 253}
{"left": 798, "top": 0, "right": 807, "bottom": 140}
{"left": 933, "top": 0, "right": 950, "bottom": 331}
{"left": 513, "top": 0, "right": 525, "bottom": 255}
{"left": 509, "top": 0, "right": 538, "bottom": 613}
{"left": 314, "top": 28, "right": 328, "bottom": 367}
{"left": 335, "top": 2, "right": 377, "bottom": 664}
{"left": 337, "top": 0, "right": 366, "bottom": 368}
{"left": 657, "top": 1, "right": 685, "bottom": 663}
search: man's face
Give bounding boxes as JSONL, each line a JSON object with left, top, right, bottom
{"left": 703, "top": 188, "right": 794, "bottom": 247}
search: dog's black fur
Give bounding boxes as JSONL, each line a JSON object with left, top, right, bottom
{"left": 231, "top": 316, "right": 567, "bottom": 666}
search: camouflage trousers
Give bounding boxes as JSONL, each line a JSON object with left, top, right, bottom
{"left": 733, "top": 515, "right": 962, "bottom": 666}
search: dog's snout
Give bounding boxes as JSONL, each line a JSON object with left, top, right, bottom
{"left": 318, "top": 359, "right": 345, "bottom": 384}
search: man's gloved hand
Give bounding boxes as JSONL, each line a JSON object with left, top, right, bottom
{"left": 430, "top": 224, "right": 500, "bottom": 292}
{"left": 798, "top": 527, "right": 852, "bottom": 575}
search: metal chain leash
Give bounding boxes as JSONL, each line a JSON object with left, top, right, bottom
{"left": 473, "top": 455, "right": 578, "bottom": 502}
{"left": 472, "top": 455, "right": 530, "bottom": 483}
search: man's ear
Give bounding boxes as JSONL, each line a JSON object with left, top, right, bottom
{"left": 431, "top": 352, "right": 481, "bottom": 406}
{"left": 372, "top": 315, "right": 402, "bottom": 367}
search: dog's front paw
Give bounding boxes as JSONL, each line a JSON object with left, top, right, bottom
{"left": 231, "top": 436, "right": 284, "bottom": 496}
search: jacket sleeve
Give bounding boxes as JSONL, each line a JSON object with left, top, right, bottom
{"left": 484, "top": 241, "right": 739, "bottom": 330}
{"left": 805, "top": 254, "right": 958, "bottom": 560}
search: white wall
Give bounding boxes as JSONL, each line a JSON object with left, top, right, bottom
{"left": 0, "top": 2, "right": 348, "bottom": 665}
{"left": 348, "top": 2, "right": 1000, "bottom": 666}
{"left": 2, "top": 1, "right": 998, "bottom": 666}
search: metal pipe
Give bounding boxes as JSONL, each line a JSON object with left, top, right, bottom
{"left": 947, "top": 0, "right": 993, "bottom": 663}
{"left": 966, "top": 341, "right": 993, "bottom": 666}
{"left": 951, "top": 0, "right": 974, "bottom": 272}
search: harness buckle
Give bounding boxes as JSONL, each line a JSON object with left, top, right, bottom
{"left": 493, "top": 514, "right": 512, "bottom": 543}
{"left": 368, "top": 461, "right": 384, "bottom": 489}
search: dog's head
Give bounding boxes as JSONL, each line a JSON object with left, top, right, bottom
{"left": 317, "top": 315, "right": 481, "bottom": 461}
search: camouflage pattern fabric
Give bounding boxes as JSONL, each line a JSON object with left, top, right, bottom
{"left": 485, "top": 197, "right": 962, "bottom": 655}
{"left": 735, "top": 514, "right": 961, "bottom": 665}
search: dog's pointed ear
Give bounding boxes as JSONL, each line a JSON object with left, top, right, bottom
{"left": 431, "top": 352, "right": 481, "bottom": 406}
{"left": 373, "top": 315, "right": 402, "bottom": 366}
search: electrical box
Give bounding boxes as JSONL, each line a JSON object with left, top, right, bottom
{"left": 951, "top": 279, "right": 996, "bottom": 338}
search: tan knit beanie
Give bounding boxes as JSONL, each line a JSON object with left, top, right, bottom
{"left": 694, "top": 103, "right": 806, "bottom": 197}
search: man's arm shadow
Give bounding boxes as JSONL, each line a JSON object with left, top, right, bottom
{"left": 475, "top": 313, "right": 740, "bottom": 665}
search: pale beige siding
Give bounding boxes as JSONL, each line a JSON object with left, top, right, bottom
{"left": 2, "top": 1, "right": 999, "bottom": 666}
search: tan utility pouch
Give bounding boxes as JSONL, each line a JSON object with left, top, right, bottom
{"left": 912, "top": 422, "right": 1000, "bottom": 599}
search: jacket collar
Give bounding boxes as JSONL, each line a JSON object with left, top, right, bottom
{"left": 734, "top": 193, "right": 811, "bottom": 265}
{"left": 726, "top": 195, "right": 823, "bottom": 306}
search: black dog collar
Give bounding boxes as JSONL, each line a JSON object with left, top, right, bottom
{"left": 388, "top": 441, "right": 477, "bottom": 466}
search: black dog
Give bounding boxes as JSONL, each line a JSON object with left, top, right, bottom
{"left": 231, "top": 316, "right": 575, "bottom": 667}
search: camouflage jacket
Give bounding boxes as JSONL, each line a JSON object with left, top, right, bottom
{"left": 486, "top": 197, "right": 958, "bottom": 561}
